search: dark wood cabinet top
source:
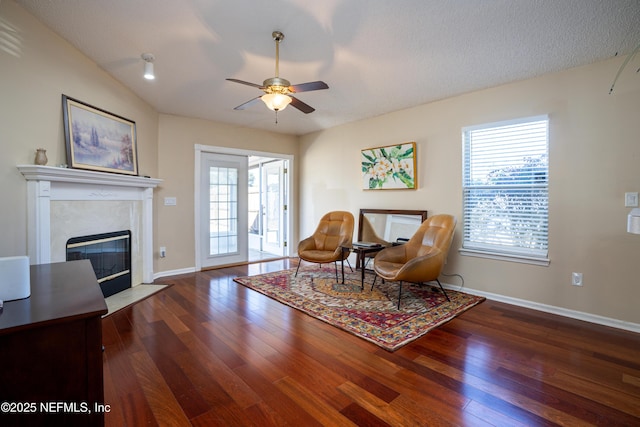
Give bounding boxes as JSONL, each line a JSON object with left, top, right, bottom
{"left": 0, "top": 260, "right": 107, "bottom": 334}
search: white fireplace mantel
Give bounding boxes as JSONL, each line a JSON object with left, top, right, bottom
{"left": 18, "top": 165, "right": 162, "bottom": 284}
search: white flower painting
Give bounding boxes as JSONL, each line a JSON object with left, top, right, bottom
{"left": 361, "top": 142, "right": 416, "bottom": 190}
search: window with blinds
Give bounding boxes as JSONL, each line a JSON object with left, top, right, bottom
{"left": 462, "top": 115, "right": 549, "bottom": 264}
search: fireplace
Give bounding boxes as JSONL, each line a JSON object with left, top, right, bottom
{"left": 66, "top": 230, "right": 131, "bottom": 297}
{"left": 18, "top": 165, "right": 162, "bottom": 286}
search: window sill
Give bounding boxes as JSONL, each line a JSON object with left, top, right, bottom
{"left": 459, "top": 248, "right": 550, "bottom": 266}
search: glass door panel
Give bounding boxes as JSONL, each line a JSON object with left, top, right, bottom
{"left": 200, "top": 152, "right": 247, "bottom": 268}
{"left": 263, "top": 160, "right": 285, "bottom": 255}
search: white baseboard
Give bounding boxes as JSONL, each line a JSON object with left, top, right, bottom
{"left": 147, "top": 269, "right": 640, "bottom": 334}
{"left": 153, "top": 267, "right": 196, "bottom": 280}
{"left": 443, "top": 283, "right": 640, "bottom": 334}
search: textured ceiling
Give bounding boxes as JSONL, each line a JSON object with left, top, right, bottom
{"left": 15, "top": 0, "right": 640, "bottom": 135}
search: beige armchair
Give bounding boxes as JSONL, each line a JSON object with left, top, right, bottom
{"left": 372, "top": 214, "right": 456, "bottom": 308}
{"left": 295, "top": 211, "right": 355, "bottom": 280}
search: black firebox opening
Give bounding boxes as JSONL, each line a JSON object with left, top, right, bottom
{"left": 66, "top": 230, "right": 132, "bottom": 298}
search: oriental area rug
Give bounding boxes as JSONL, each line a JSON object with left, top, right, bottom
{"left": 234, "top": 266, "right": 484, "bottom": 351}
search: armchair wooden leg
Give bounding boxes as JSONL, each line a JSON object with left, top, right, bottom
{"left": 370, "top": 274, "right": 377, "bottom": 291}
{"left": 397, "top": 281, "right": 403, "bottom": 309}
{"left": 436, "top": 279, "right": 450, "bottom": 302}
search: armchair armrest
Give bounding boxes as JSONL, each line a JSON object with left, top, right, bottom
{"left": 297, "top": 236, "right": 316, "bottom": 253}
{"left": 374, "top": 244, "right": 408, "bottom": 264}
{"left": 395, "top": 248, "right": 444, "bottom": 283}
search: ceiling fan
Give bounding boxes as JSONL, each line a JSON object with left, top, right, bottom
{"left": 227, "top": 31, "right": 329, "bottom": 117}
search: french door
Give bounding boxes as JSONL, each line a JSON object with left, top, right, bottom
{"left": 199, "top": 152, "right": 248, "bottom": 268}
{"left": 263, "top": 160, "right": 286, "bottom": 255}
{"left": 249, "top": 159, "right": 287, "bottom": 257}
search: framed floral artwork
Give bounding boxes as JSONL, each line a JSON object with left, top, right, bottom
{"left": 62, "top": 94, "right": 138, "bottom": 175}
{"left": 361, "top": 142, "right": 416, "bottom": 190}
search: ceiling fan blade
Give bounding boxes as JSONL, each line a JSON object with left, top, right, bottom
{"left": 289, "top": 81, "right": 329, "bottom": 93}
{"left": 233, "top": 97, "right": 262, "bottom": 110}
{"left": 227, "top": 78, "right": 264, "bottom": 89}
{"left": 289, "top": 96, "right": 315, "bottom": 114}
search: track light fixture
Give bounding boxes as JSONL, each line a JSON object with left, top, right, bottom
{"left": 141, "top": 53, "right": 155, "bottom": 80}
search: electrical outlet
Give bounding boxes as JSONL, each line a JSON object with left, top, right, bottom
{"left": 572, "top": 272, "right": 583, "bottom": 286}
{"left": 625, "top": 192, "right": 638, "bottom": 207}
{"left": 160, "top": 246, "right": 166, "bottom": 258}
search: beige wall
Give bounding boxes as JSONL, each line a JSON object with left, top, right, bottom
{"left": 300, "top": 58, "right": 640, "bottom": 325}
{"left": 0, "top": 1, "right": 158, "bottom": 257}
{"left": 3, "top": 0, "right": 640, "bottom": 327}
{"left": 156, "top": 114, "right": 298, "bottom": 272}
{"left": 0, "top": 1, "right": 299, "bottom": 277}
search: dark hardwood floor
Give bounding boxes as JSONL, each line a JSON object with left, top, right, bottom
{"left": 102, "top": 259, "right": 640, "bottom": 426}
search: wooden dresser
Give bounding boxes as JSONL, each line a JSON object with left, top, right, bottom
{"left": 0, "top": 260, "right": 107, "bottom": 426}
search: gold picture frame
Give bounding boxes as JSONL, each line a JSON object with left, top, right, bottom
{"left": 361, "top": 142, "right": 416, "bottom": 190}
{"left": 62, "top": 95, "right": 138, "bottom": 175}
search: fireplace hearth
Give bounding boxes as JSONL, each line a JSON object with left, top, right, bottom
{"left": 67, "top": 230, "right": 131, "bottom": 297}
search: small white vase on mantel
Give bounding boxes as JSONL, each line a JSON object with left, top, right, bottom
{"left": 34, "top": 148, "right": 48, "bottom": 165}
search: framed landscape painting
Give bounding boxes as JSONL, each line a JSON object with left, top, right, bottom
{"left": 62, "top": 95, "right": 138, "bottom": 175}
{"left": 361, "top": 142, "right": 416, "bottom": 190}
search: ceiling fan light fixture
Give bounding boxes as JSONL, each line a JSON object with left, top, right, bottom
{"left": 261, "top": 93, "right": 292, "bottom": 111}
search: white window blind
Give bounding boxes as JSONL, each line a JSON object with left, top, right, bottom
{"left": 462, "top": 116, "right": 549, "bottom": 262}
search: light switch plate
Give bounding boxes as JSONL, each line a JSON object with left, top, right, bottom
{"left": 625, "top": 192, "right": 638, "bottom": 207}
{"left": 164, "top": 197, "right": 177, "bottom": 206}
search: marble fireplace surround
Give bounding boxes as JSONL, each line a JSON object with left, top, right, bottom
{"left": 18, "top": 165, "right": 162, "bottom": 285}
